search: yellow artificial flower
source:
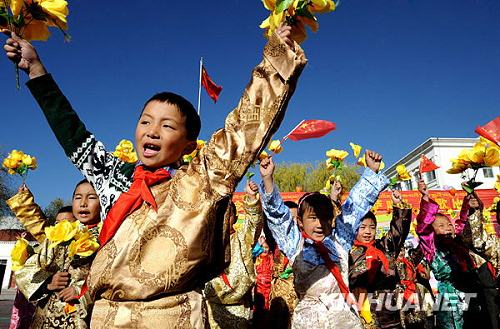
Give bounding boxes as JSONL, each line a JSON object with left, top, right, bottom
{"left": 22, "top": 20, "right": 51, "bottom": 41}
{"left": 9, "top": 150, "right": 24, "bottom": 162}
{"left": 269, "top": 140, "right": 283, "bottom": 154}
{"left": 11, "top": 238, "right": 31, "bottom": 271}
{"left": 259, "top": 151, "right": 269, "bottom": 161}
{"left": 64, "top": 302, "right": 77, "bottom": 314}
{"left": 182, "top": 139, "right": 206, "bottom": 163}
{"left": 68, "top": 230, "right": 99, "bottom": 258}
{"left": 396, "top": 164, "right": 411, "bottom": 181}
{"left": 325, "top": 149, "right": 349, "bottom": 161}
{"left": 22, "top": 155, "right": 37, "bottom": 169}
{"left": 34, "top": 0, "right": 69, "bottom": 25}
{"left": 196, "top": 139, "right": 206, "bottom": 150}
{"left": 45, "top": 220, "right": 79, "bottom": 249}
{"left": 310, "top": 0, "right": 336, "bottom": 13}
{"left": 447, "top": 157, "right": 469, "bottom": 174}
{"left": 484, "top": 147, "right": 500, "bottom": 167}
{"left": 262, "top": 0, "right": 275, "bottom": 11}
{"left": 113, "top": 139, "right": 138, "bottom": 163}
{"left": 9, "top": 0, "right": 24, "bottom": 16}
{"left": 469, "top": 144, "right": 486, "bottom": 165}
{"left": 350, "top": 142, "right": 362, "bottom": 158}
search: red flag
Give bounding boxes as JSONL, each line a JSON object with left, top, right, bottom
{"left": 475, "top": 117, "right": 500, "bottom": 145}
{"left": 201, "top": 65, "right": 222, "bottom": 103}
{"left": 287, "top": 120, "right": 336, "bottom": 141}
{"left": 419, "top": 155, "right": 439, "bottom": 173}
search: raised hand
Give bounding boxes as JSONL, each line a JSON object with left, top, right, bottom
{"left": 418, "top": 180, "right": 429, "bottom": 201}
{"left": 275, "top": 23, "right": 294, "bottom": 48}
{"left": 330, "top": 180, "right": 343, "bottom": 203}
{"left": 391, "top": 190, "right": 403, "bottom": 205}
{"left": 365, "top": 150, "right": 383, "bottom": 173}
{"left": 246, "top": 180, "right": 259, "bottom": 200}
{"left": 260, "top": 156, "right": 275, "bottom": 194}
{"left": 2, "top": 30, "right": 47, "bottom": 79}
{"left": 57, "top": 286, "right": 77, "bottom": 302}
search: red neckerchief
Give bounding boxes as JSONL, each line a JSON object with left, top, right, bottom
{"left": 98, "top": 166, "right": 171, "bottom": 248}
{"left": 354, "top": 239, "right": 390, "bottom": 284}
{"left": 398, "top": 255, "right": 417, "bottom": 303}
{"left": 301, "top": 231, "right": 353, "bottom": 304}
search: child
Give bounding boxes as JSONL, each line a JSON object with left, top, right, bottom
{"left": 415, "top": 180, "right": 498, "bottom": 329}
{"left": 11, "top": 180, "right": 101, "bottom": 328}
{"left": 204, "top": 180, "right": 262, "bottom": 328}
{"left": 259, "top": 151, "right": 389, "bottom": 329}
{"left": 3, "top": 23, "right": 306, "bottom": 327}
{"left": 349, "top": 190, "right": 412, "bottom": 329}
{"left": 253, "top": 234, "right": 274, "bottom": 327}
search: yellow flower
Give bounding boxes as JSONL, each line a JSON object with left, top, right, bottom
{"left": 469, "top": 144, "right": 486, "bottom": 165}
{"left": 259, "top": 151, "right": 269, "bottom": 161}
{"left": 9, "top": 0, "right": 24, "bottom": 16}
{"left": 22, "top": 155, "right": 37, "bottom": 169}
{"left": 484, "top": 147, "right": 500, "bottom": 167}
{"left": 196, "top": 140, "right": 206, "bottom": 150}
{"left": 261, "top": 0, "right": 275, "bottom": 11}
{"left": 182, "top": 139, "right": 206, "bottom": 163}
{"left": 64, "top": 302, "right": 77, "bottom": 314}
{"left": 34, "top": 0, "right": 69, "bottom": 25}
{"left": 396, "top": 164, "right": 411, "bottom": 181}
{"left": 350, "top": 142, "right": 362, "bottom": 158}
{"left": 45, "top": 220, "right": 79, "bottom": 249}
{"left": 68, "top": 230, "right": 99, "bottom": 258}
{"left": 325, "top": 149, "right": 349, "bottom": 161}
{"left": 268, "top": 140, "right": 283, "bottom": 154}
{"left": 447, "top": 157, "right": 469, "bottom": 174}
{"left": 9, "top": 150, "right": 24, "bottom": 162}
{"left": 310, "top": 0, "right": 336, "bottom": 13}
{"left": 11, "top": 238, "right": 31, "bottom": 271}
{"left": 113, "top": 139, "right": 138, "bottom": 163}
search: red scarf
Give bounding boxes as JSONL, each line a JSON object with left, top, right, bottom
{"left": 75, "top": 166, "right": 170, "bottom": 301}
{"left": 398, "top": 256, "right": 417, "bottom": 303}
{"left": 98, "top": 166, "right": 171, "bottom": 248}
{"left": 301, "top": 231, "right": 353, "bottom": 304}
{"left": 354, "top": 240, "right": 390, "bottom": 285}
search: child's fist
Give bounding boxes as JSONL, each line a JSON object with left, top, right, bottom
{"left": 391, "top": 190, "right": 403, "bottom": 204}
{"left": 365, "top": 150, "right": 383, "bottom": 173}
{"left": 246, "top": 180, "right": 259, "bottom": 196}
{"left": 418, "top": 180, "right": 428, "bottom": 197}
{"left": 259, "top": 156, "right": 275, "bottom": 179}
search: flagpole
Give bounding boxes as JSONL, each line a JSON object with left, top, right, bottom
{"left": 281, "top": 120, "right": 306, "bottom": 144}
{"left": 197, "top": 57, "right": 203, "bottom": 115}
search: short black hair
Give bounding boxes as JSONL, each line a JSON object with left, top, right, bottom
{"left": 362, "top": 211, "right": 377, "bottom": 226}
{"left": 298, "top": 192, "right": 334, "bottom": 221}
{"left": 284, "top": 201, "right": 298, "bottom": 209}
{"left": 57, "top": 206, "right": 73, "bottom": 215}
{"left": 73, "top": 179, "right": 90, "bottom": 198}
{"left": 142, "top": 92, "right": 201, "bottom": 141}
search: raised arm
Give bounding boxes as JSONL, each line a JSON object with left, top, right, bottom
{"left": 259, "top": 157, "right": 301, "bottom": 260}
{"left": 193, "top": 28, "right": 307, "bottom": 197}
{"left": 378, "top": 190, "right": 412, "bottom": 258}
{"left": 3, "top": 31, "right": 134, "bottom": 220}
{"left": 415, "top": 180, "right": 439, "bottom": 263}
{"left": 335, "top": 151, "right": 389, "bottom": 251}
{"left": 6, "top": 184, "right": 48, "bottom": 243}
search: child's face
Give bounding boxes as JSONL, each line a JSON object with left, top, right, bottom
{"left": 298, "top": 207, "right": 333, "bottom": 242}
{"left": 55, "top": 211, "right": 75, "bottom": 223}
{"left": 72, "top": 182, "right": 100, "bottom": 225}
{"left": 432, "top": 215, "right": 455, "bottom": 237}
{"left": 135, "top": 101, "right": 196, "bottom": 168}
{"left": 356, "top": 217, "right": 376, "bottom": 243}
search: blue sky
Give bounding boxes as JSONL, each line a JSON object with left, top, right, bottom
{"left": 0, "top": 0, "right": 499, "bottom": 207}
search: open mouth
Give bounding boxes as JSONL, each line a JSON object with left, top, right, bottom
{"left": 143, "top": 143, "right": 161, "bottom": 157}
{"left": 78, "top": 210, "right": 90, "bottom": 218}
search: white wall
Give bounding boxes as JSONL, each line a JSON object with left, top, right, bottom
{"left": 0, "top": 241, "right": 15, "bottom": 290}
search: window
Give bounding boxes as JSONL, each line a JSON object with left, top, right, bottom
{"left": 425, "top": 170, "right": 436, "bottom": 182}
{"left": 483, "top": 167, "right": 494, "bottom": 178}
{"left": 405, "top": 180, "right": 413, "bottom": 190}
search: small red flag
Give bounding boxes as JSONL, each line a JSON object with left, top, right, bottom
{"left": 475, "top": 117, "right": 500, "bottom": 145}
{"left": 201, "top": 65, "right": 222, "bottom": 103}
{"left": 419, "top": 155, "right": 439, "bottom": 173}
{"left": 287, "top": 120, "right": 336, "bottom": 141}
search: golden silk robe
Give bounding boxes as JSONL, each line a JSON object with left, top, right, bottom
{"left": 204, "top": 195, "right": 262, "bottom": 329}
{"left": 8, "top": 189, "right": 94, "bottom": 329}
{"left": 86, "top": 34, "right": 307, "bottom": 328}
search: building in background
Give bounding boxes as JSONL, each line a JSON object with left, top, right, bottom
{"left": 384, "top": 137, "right": 499, "bottom": 191}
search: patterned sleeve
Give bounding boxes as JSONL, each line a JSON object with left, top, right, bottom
{"left": 6, "top": 189, "right": 48, "bottom": 243}
{"left": 334, "top": 168, "right": 389, "bottom": 251}
{"left": 192, "top": 33, "right": 307, "bottom": 197}
{"left": 415, "top": 198, "right": 439, "bottom": 263}
{"left": 26, "top": 75, "right": 134, "bottom": 220}
{"left": 378, "top": 206, "right": 412, "bottom": 258}
{"left": 259, "top": 182, "right": 301, "bottom": 260}
{"left": 466, "top": 209, "right": 500, "bottom": 273}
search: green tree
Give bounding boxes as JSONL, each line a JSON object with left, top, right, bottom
{"left": 44, "top": 198, "right": 69, "bottom": 224}
{"left": 272, "top": 161, "right": 361, "bottom": 192}
{"left": 0, "top": 168, "right": 14, "bottom": 216}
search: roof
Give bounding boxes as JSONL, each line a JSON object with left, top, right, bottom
{"left": 0, "top": 229, "right": 36, "bottom": 242}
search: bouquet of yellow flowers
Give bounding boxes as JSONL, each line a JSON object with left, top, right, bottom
{"left": 447, "top": 138, "right": 500, "bottom": 192}
{"left": 0, "top": 0, "right": 70, "bottom": 87}
{"left": 113, "top": 139, "right": 138, "bottom": 163}
{"left": 260, "top": 0, "right": 338, "bottom": 43}
{"left": 2, "top": 149, "right": 37, "bottom": 181}
{"left": 45, "top": 219, "right": 99, "bottom": 267}
{"left": 388, "top": 164, "right": 411, "bottom": 187}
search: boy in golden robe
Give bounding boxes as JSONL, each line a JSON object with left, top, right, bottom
{"left": 3, "top": 23, "right": 307, "bottom": 328}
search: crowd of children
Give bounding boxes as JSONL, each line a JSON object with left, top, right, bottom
{"left": 2, "top": 23, "right": 499, "bottom": 329}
